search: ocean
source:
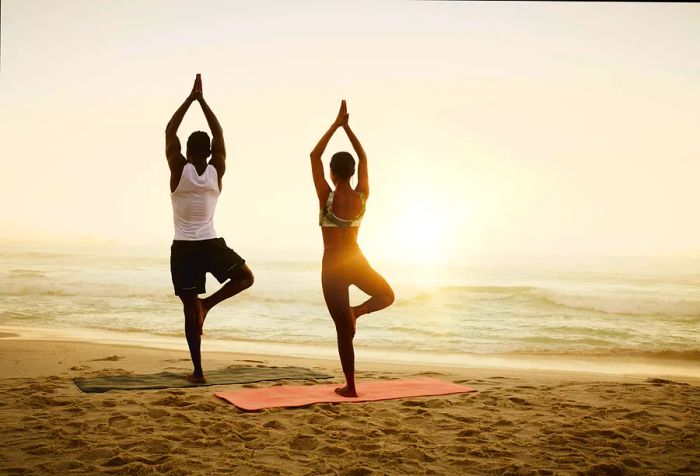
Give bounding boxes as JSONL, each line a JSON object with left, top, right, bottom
{"left": 1, "top": 245, "right": 699, "bottom": 377}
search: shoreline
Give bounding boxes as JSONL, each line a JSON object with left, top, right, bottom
{"left": 2, "top": 324, "right": 700, "bottom": 381}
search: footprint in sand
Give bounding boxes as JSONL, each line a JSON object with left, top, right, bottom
{"left": 89, "top": 355, "right": 124, "bottom": 362}
{"left": 424, "top": 398, "right": 452, "bottom": 408}
{"left": 103, "top": 456, "right": 130, "bottom": 467}
{"left": 69, "top": 365, "right": 90, "bottom": 371}
{"left": 263, "top": 419, "right": 286, "bottom": 430}
{"left": 646, "top": 378, "right": 688, "bottom": 386}
{"left": 451, "top": 415, "right": 479, "bottom": 424}
{"left": 107, "top": 415, "right": 130, "bottom": 428}
{"left": 356, "top": 442, "right": 382, "bottom": 452}
{"left": 319, "top": 445, "right": 347, "bottom": 456}
{"left": 289, "top": 434, "right": 319, "bottom": 451}
{"left": 22, "top": 443, "right": 53, "bottom": 456}
{"left": 153, "top": 396, "right": 193, "bottom": 408}
{"left": 494, "top": 418, "right": 515, "bottom": 426}
{"left": 343, "top": 467, "right": 373, "bottom": 476}
{"left": 144, "top": 440, "right": 173, "bottom": 454}
{"left": 79, "top": 447, "right": 117, "bottom": 461}
{"left": 400, "top": 446, "right": 436, "bottom": 462}
{"left": 146, "top": 408, "right": 170, "bottom": 419}
{"left": 508, "top": 396, "right": 532, "bottom": 406}
{"left": 400, "top": 399, "right": 427, "bottom": 407}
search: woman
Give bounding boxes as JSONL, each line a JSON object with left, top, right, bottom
{"left": 310, "top": 100, "right": 395, "bottom": 397}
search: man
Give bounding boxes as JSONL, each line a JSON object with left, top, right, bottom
{"left": 165, "top": 74, "right": 254, "bottom": 383}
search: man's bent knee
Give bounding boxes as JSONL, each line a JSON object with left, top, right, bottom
{"left": 238, "top": 267, "right": 255, "bottom": 289}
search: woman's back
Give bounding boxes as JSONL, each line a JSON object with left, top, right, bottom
{"left": 328, "top": 188, "right": 364, "bottom": 219}
{"left": 320, "top": 187, "right": 365, "bottom": 251}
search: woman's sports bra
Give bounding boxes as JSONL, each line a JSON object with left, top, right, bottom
{"left": 319, "top": 191, "right": 366, "bottom": 227}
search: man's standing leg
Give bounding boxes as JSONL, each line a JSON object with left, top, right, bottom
{"left": 179, "top": 294, "right": 205, "bottom": 383}
{"left": 171, "top": 240, "right": 208, "bottom": 381}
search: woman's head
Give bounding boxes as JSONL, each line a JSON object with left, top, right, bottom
{"left": 330, "top": 151, "right": 355, "bottom": 183}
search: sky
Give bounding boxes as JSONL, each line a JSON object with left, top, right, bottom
{"left": 1, "top": 0, "right": 699, "bottom": 265}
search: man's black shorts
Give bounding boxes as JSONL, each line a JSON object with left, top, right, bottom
{"left": 170, "top": 238, "right": 245, "bottom": 296}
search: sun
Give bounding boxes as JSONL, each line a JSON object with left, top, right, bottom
{"left": 360, "top": 179, "right": 466, "bottom": 271}
{"left": 389, "top": 199, "right": 449, "bottom": 266}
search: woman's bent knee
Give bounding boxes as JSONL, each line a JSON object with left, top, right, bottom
{"left": 384, "top": 287, "right": 395, "bottom": 306}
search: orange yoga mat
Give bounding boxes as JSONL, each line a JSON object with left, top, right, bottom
{"left": 214, "top": 377, "right": 475, "bottom": 411}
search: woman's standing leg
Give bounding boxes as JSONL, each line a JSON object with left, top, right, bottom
{"left": 322, "top": 261, "right": 358, "bottom": 397}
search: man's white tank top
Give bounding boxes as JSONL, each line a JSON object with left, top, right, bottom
{"left": 171, "top": 163, "right": 220, "bottom": 241}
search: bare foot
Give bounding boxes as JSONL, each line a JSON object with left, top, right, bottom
{"left": 350, "top": 304, "right": 367, "bottom": 332}
{"left": 334, "top": 385, "right": 358, "bottom": 398}
{"left": 185, "top": 373, "right": 206, "bottom": 384}
{"left": 349, "top": 307, "right": 358, "bottom": 333}
{"left": 197, "top": 298, "right": 210, "bottom": 336}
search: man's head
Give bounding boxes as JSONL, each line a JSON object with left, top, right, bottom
{"left": 330, "top": 151, "right": 355, "bottom": 184}
{"left": 186, "top": 131, "right": 211, "bottom": 161}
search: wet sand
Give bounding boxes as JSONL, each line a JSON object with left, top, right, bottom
{"left": 1, "top": 339, "right": 698, "bottom": 475}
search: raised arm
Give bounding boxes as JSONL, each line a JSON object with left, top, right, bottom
{"left": 195, "top": 75, "right": 226, "bottom": 183}
{"left": 343, "top": 121, "right": 368, "bottom": 197}
{"left": 310, "top": 100, "right": 347, "bottom": 202}
{"left": 165, "top": 77, "right": 198, "bottom": 170}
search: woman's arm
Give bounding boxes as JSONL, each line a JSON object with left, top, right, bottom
{"left": 343, "top": 122, "right": 368, "bottom": 197}
{"left": 310, "top": 100, "right": 347, "bottom": 201}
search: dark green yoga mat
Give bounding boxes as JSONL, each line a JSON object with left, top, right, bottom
{"left": 74, "top": 366, "right": 333, "bottom": 393}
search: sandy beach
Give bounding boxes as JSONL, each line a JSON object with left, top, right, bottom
{"left": 0, "top": 337, "right": 698, "bottom": 475}
{"left": 3, "top": 0, "right": 700, "bottom": 474}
